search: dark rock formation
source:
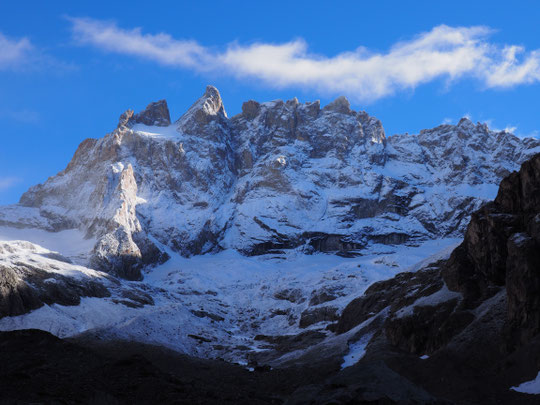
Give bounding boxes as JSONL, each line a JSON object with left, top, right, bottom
{"left": 117, "top": 100, "right": 171, "bottom": 129}
{"left": 241, "top": 100, "right": 261, "bottom": 120}
{"left": 299, "top": 306, "right": 339, "bottom": 328}
{"left": 0, "top": 329, "right": 325, "bottom": 404}
{"left": 0, "top": 265, "right": 42, "bottom": 317}
{"left": 118, "top": 109, "right": 134, "bottom": 129}
{"left": 442, "top": 153, "right": 540, "bottom": 348}
{"left": 335, "top": 266, "right": 444, "bottom": 335}
{"left": 134, "top": 99, "right": 171, "bottom": 127}
{"left": 273, "top": 288, "right": 305, "bottom": 304}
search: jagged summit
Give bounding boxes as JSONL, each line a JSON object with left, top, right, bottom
{"left": 323, "top": 95, "right": 351, "bottom": 114}
{"left": 457, "top": 117, "right": 474, "bottom": 127}
{"left": 134, "top": 99, "right": 171, "bottom": 127}
{"left": 176, "top": 85, "right": 227, "bottom": 134}
{"left": 201, "top": 85, "right": 226, "bottom": 115}
{"left": 117, "top": 100, "right": 171, "bottom": 129}
{"left": 241, "top": 100, "right": 261, "bottom": 120}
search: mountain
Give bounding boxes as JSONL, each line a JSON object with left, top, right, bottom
{"left": 2, "top": 140, "right": 540, "bottom": 403}
{"left": 1, "top": 86, "right": 539, "bottom": 282}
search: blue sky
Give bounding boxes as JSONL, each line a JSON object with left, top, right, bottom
{"left": 1, "top": 0, "right": 540, "bottom": 204}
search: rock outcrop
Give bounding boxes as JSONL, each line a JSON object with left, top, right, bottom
{"left": 442, "top": 152, "right": 540, "bottom": 348}
{"left": 134, "top": 99, "right": 171, "bottom": 127}
{"left": 0, "top": 241, "right": 111, "bottom": 318}
{"left": 0, "top": 239, "right": 158, "bottom": 319}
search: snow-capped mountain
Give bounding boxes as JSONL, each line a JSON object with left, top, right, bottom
{"left": 2, "top": 86, "right": 540, "bottom": 377}
{"left": 1, "top": 86, "right": 538, "bottom": 280}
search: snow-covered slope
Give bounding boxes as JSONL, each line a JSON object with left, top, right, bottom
{"left": 0, "top": 234, "right": 460, "bottom": 364}
{"left": 2, "top": 85, "right": 538, "bottom": 280}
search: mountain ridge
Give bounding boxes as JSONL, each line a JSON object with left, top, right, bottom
{"left": 2, "top": 86, "right": 539, "bottom": 279}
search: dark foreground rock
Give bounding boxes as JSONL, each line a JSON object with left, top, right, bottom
{"left": 0, "top": 329, "right": 338, "bottom": 405}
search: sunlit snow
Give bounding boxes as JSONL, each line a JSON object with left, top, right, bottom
{"left": 0, "top": 226, "right": 460, "bottom": 364}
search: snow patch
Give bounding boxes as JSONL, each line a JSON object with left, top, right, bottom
{"left": 341, "top": 333, "right": 373, "bottom": 369}
{"left": 0, "top": 226, "right": 95, "bottom": 265}
{"left": 395, "top": 284, "right": 461, "bottom": 319}
{"left": 131, "top": 124, "right": 181, "bottom": 140}
{"left": 511, "top": 371, "right": 540, "bottom": 394}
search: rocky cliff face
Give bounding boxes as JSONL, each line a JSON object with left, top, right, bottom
{"left": 336, "top": 156, "right": 540, "bottom": 351}
{"left": 3, "top": 86, "right": 539, "bottom": 279}
{"left": 316, "top": 152, "right": 540, "bottom": 403}
{"left": 442, "top": 152, "right": 540, "bottom": 348}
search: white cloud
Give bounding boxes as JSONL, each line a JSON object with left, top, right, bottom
{"left": 503, "top": 125, "right": 518, "bottom": 133}
{"left": 0, "top": 32, "right": 33, "bottom": 70}
{"left": 69, "top": 17, "right": 211, "bottom": 69}
{"left": 68, "top": 17, "right": 540, "bottom": 102}
{"left": 0, "top": 31, "right": 72, "bottom": 72}
{"left": 484, "top": 46, "right": 540, "bottom": 87}
{"left": 0, "top": 177, "right": 20, "bottom": 191}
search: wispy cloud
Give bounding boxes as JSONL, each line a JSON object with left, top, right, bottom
{"left": 484, "top": 46, "right": 540, "bottom": 87}
{"left": 69, "top": 17, "right": 211, "bottom": 70}
{"left": 0, "top": 32, "right": 33, "bottom": 70}
{"left": 0, "top": 177, "right": 21, "bottom": 191}
{"left": 0, "top": 31, "right": 75, "bottom": 73}
{"left": 68, "top": 17, "right": 540, "bottom": 102}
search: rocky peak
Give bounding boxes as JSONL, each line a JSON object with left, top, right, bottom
{"left": 134, "top": 100, "right": 171, "bottom": 127}
{"left": 241, "top": 100, "right": 261, "bottom": 120}
{"left": 457, "top": 117, "right": 475, "bottom": 129}
{"left": 298, "top": 100, "right": 320, "bottom": 118}
{"left": 286, "top": 97, "right": 299, "bottom": 107}
{"left": 202, "top": 85, "right": 226, "bottom": 116}
{"left": 176, "top": 85, "right": 228, "bottom": 134}
{"left": 323, "top": 95, "right": 351, "bottom": 114}
{"left": 118, "top": 109, "right": 135, "bottom": 129}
